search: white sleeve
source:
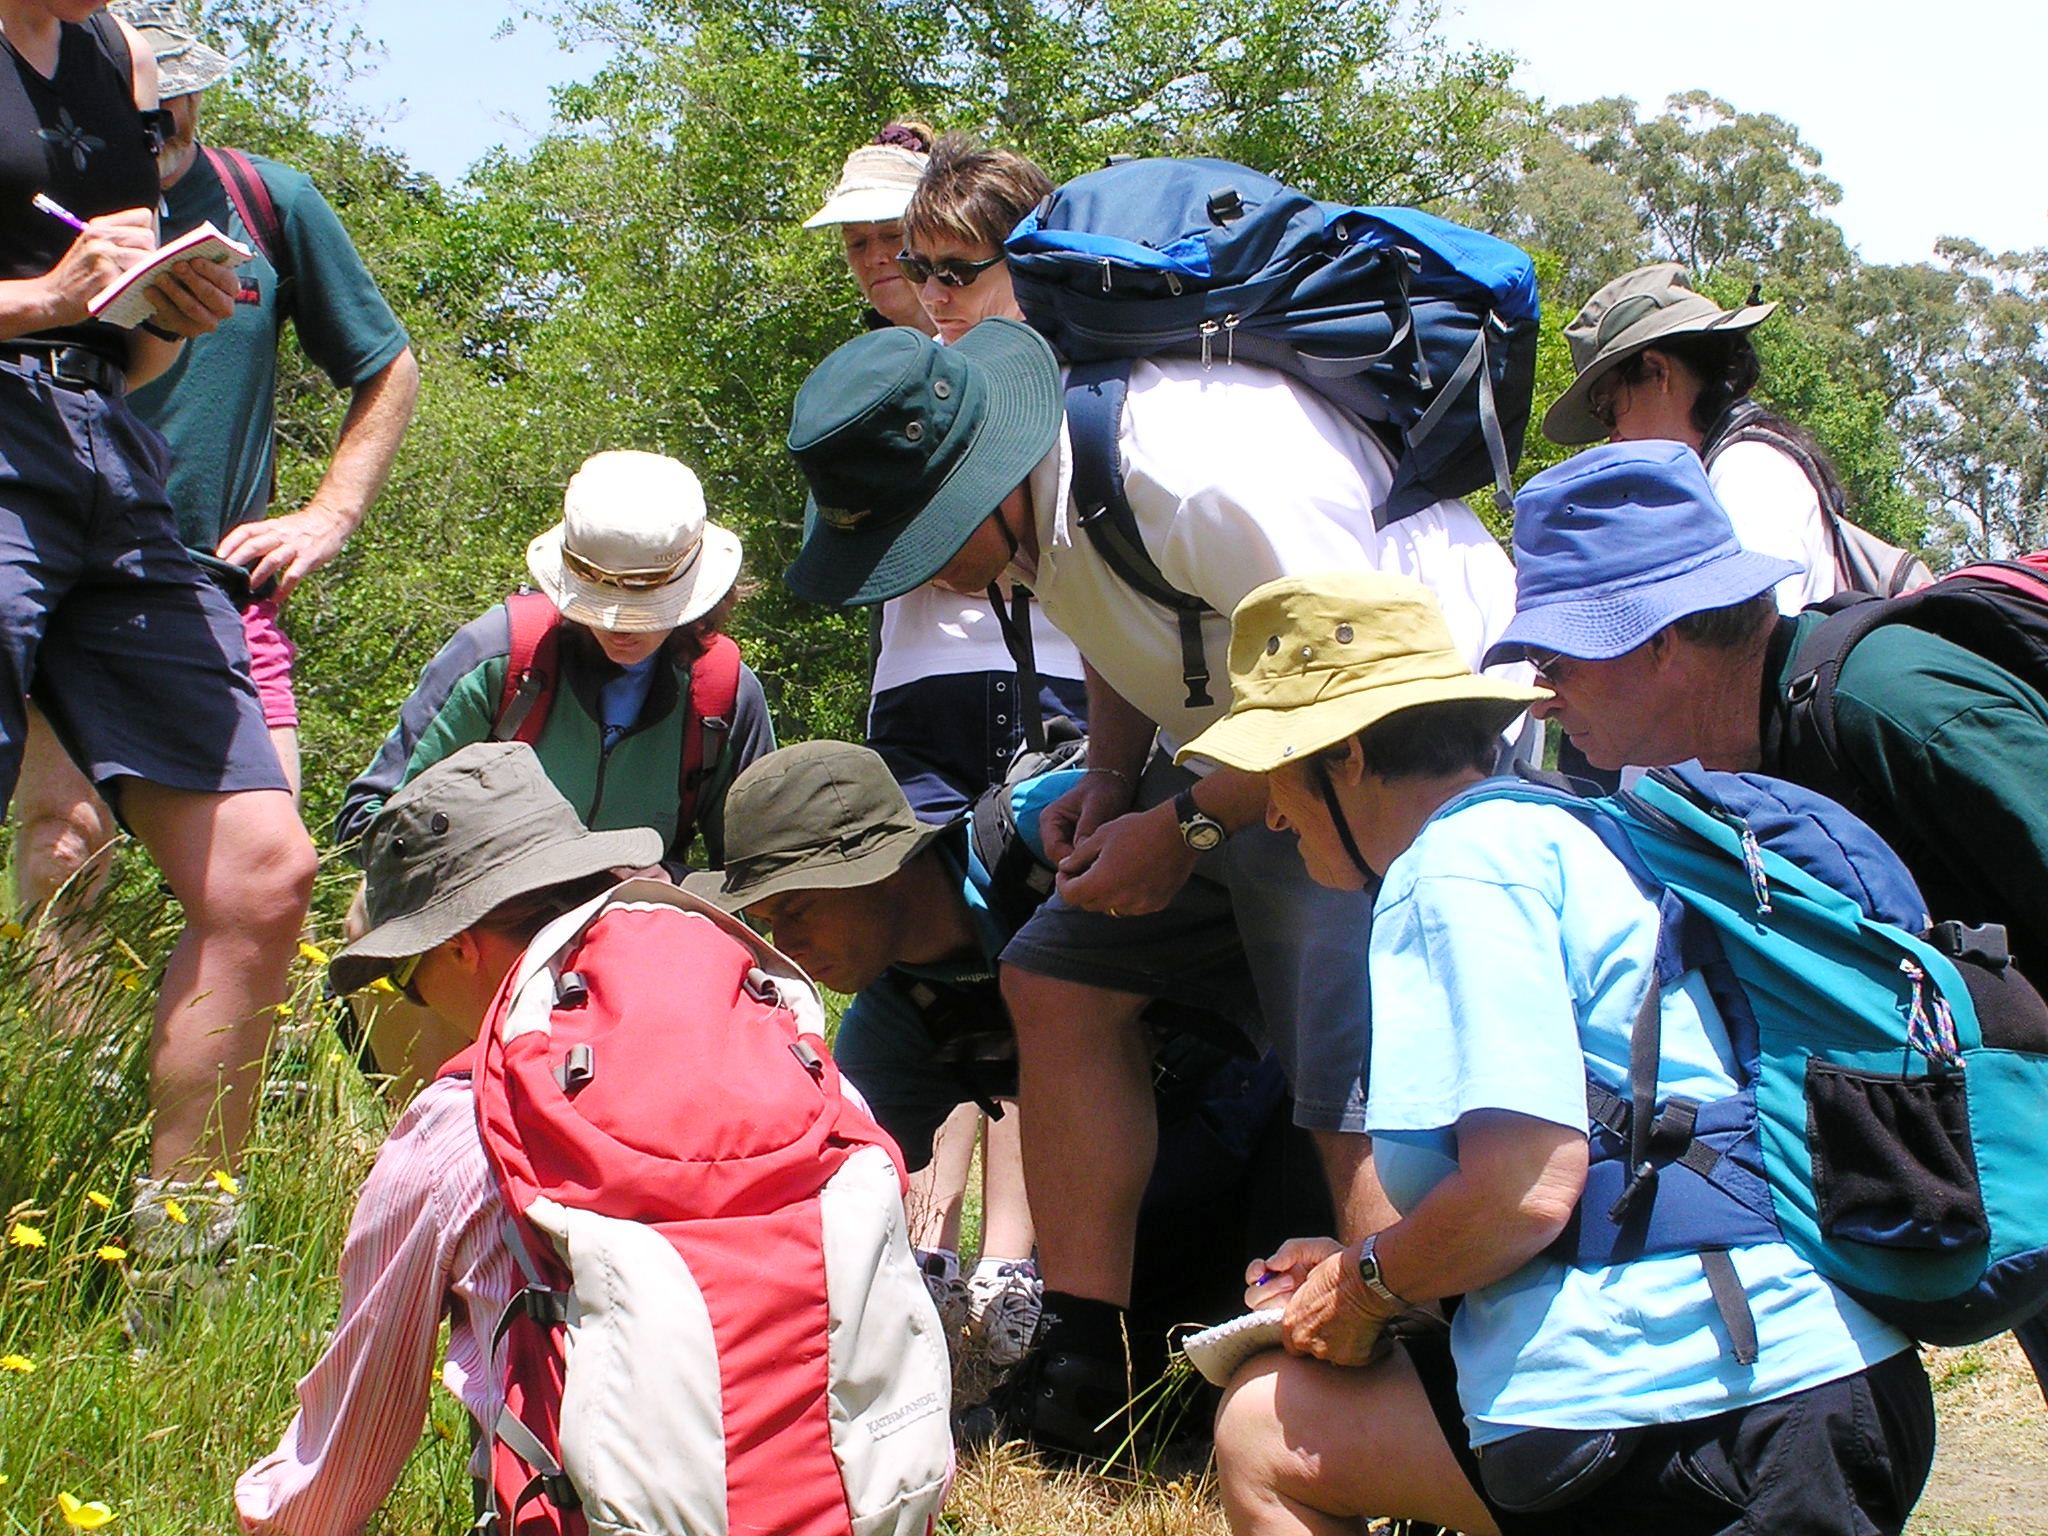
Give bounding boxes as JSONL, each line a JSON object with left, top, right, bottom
{"left": 1706, "top": 441, "right": 1841, "bottom": 612}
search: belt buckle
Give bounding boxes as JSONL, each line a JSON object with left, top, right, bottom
{"left": 50, "top": 346, "right": 115, "bottom": 395}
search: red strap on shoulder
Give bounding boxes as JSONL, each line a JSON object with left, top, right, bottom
{"left": 202, "top": 146, "right": 285, "bottom": 270}
{"left": 678, "top": 634, "right": 743, "bottom": 835}
{"left": 493, "top": 593, "right": 563, "bottom": 747}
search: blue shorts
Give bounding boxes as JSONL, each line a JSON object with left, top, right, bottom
{"left": 867, "top": 670, "right": 1090, "bottom": 822}
{"left": 0, "top": 359, "right": 285, "bottom": 810}
{"left": 999, "top": 752, "right": 1376, "bottom": 1133}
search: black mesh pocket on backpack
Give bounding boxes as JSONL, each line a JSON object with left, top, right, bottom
{"left": 1805, "top": 1062, "right": 1988, "bottom": 1253}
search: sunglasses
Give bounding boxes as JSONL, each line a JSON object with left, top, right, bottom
{"left": 895, "top": 249, "right": 1004, "bottom": 289}
{"left": 562, "top": 543, "right": 695, "bottom": 592}
{"left": 387, "top": 950, "right": 426, "bottom": 1006}
{"left": 1523, "top": 648, "right": 1576, "bottom": 682}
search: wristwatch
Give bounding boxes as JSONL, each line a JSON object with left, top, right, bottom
{"left": 1173, "top": 787, "right": 1226, "bottom": 852}
{"left": 1355, "top": 1232, "right": 1408, "bottom": 1310}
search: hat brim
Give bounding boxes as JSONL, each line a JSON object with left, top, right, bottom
{"left": 783, "top": 319, "right": 1061, "bottom": 608}
{"left": 802, "top": 187, "right": 917, "bottom": 229}
{"left": 152, "top": 38, "right": 233, "bottom": 97}
{"left": 1176, "top": 674, "right": 1548, "bottom": 775}
{"left": 329, "top": 824, "right": 664, "bottom": 996}
{"left": 1481, "top": 547, "right": 1800, "bottom": 668}
{"left": 1541, "top": 300, "right": 1779, "bottom": 446}
{"left": 526, "top": 522, "right": 744, "bottom": 633}
{"left": 682, "top": 819, "right": 952, "bottom": 912}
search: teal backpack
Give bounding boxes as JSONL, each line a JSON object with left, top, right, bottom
{"left": 1452, "top": 763, "right": 2048, "bottom": 1361}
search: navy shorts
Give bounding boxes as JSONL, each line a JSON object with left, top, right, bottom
{"left": 999, "top": 750, "right": 1376, "bottom": 1133}
{"left": 1406, "top": 1328, "right": 1935, "bottom": 1536}
{"left": 867, "top": 669, "right": 1090, "bottom": 822}
{"left": 0, "top": 359, "right": 285, "bottom": 810}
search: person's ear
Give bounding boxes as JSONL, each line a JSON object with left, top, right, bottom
{"left": 1638, "top": 349, "right": 1673, "bottom": 394}
{"left": 1330, "top": 735, "right": 1370, "bottom": 788}
{"left": 445, "top": 929, "right": 488, "bottom": 977}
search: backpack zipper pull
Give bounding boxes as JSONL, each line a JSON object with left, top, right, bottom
{"left": 1900, "top": 957, "right": 1965, "bottom": 1070}
{"left": 1737, "top": 823, "right": 1772, "bottom": 915}
{"left": 1099, "top": 257, "right": 1113, "bottom": 293}
{"left": 1199, "top": 318, "right": 1219, "bottom": 369}
{"left": 1223, "top": 313, "right": 1239, "bottom": 365}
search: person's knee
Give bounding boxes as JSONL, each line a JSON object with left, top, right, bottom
{"left": 1000, "top": 965, "right": 1144, "bottom": 1043}
{"left": 1214, "top": 1362, "right": 1292, "bottom": 1504}
{"left": 199, "top": 815, "right": 316, "bottom": 939}
{"left": 15, "top": 799, "right": 115, "bottom": 902}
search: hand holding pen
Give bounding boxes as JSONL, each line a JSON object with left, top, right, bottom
{"left": 30, "top": 193, "right": 235, "bottom": 337}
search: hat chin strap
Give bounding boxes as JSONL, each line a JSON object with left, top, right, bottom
{"left": 1313, "top": 759, "right": 1376, "bottom": 883}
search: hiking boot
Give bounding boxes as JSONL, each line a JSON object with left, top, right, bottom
{"left": 956, "top": 1334, "right": 1138, "bottom": 1463}
{"left": 917, "top": 1249, "right": 971, "bottom": 1338}
{"left": 966, "top": 1257, "right": 1043, "bottom": 1367}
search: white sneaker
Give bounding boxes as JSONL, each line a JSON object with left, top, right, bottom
{"left": 918, "top": 1249, "right": 971, "bottom": 1336}
{"left": 967, "top": 1257, "right": 1043, "bottom": 1366}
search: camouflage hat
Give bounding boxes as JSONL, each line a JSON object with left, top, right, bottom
{"left": 682, "top": 740, "right": 949, "bottom": 911}
{"left": 1176, "top": 571, "right": 1547, "bottom": 774}
{"left": 1542, "top": 262, "right": 1777, "bottom": 445}
{"left": 110, "top": 2, "right": 232, "bottom": 97}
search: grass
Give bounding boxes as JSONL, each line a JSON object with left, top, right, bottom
{"left": 0, "top": 846, "right": 2039, "bottom": 1535}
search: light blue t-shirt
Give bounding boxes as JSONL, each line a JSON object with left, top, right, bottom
{"left": 1366, "top": 794, "right": 1908, "bottom": 1446}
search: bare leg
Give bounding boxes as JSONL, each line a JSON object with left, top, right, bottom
{"left": 906, "top": 1101, "right": 978, "bottom": 1255}
{"left": 119, "top": 780, "right": 315, "bottom": 1176}
{"left": 266, "top": 725, "right": 301, "bottom": 805}
{"left": 1214, "top": 1348, "right": 1500, "bottom": 1536}
{"left": 1313, "top": 1129, "right": 1398, "bottom": 1244}
{"left": 1001, "top": 966, "right": 1153, "bottom": 1306}
{"left": 12, "top": 707, "right": 118, "bottom": 999}
{"left": 977, "top": 1102, "right": 1035, "bottom": 1261}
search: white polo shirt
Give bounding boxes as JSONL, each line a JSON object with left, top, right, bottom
{"left": 1013, "top": 357, "right": 1522, "bottom": 755}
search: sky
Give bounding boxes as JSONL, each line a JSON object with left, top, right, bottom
{"left": 337, "top": 0, "right": 2046, "bottom": 268}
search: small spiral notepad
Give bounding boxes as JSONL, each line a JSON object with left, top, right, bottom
{"left": 1180, "top": 1309, "right": 1285, "bottom": 1387}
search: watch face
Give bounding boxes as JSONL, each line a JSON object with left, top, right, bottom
{"left": 1185, "top": 820, "right": 1224, "bottom": 852}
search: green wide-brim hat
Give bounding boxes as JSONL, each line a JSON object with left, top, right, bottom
{"left": 783, "top": 318, "right": 1062, "bottom": 608}
{"left": 1177, "top": 571, "right": 1548, "bottom": 774}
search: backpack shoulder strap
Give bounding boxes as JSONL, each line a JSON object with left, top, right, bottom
{"left": 678, "top": 634, "right": 743, "bottom": 836}
{"left": 203, "top": 146, "right": 288, "bottom": 278}
{"left": 84, "top": 11, "right": 132, "bottom": 85}
{"left": 1065, "top": 359, "right": 1216, "bottom": 709}
{"left": 491, "top": 592, "right": 563, "bottom": 746}
{"left": 1773, "top": 598, "right": 1893, "bottom": 791}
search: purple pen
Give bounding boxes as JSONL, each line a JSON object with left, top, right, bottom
{"left": 31, "top": 192, "right": 89, "bottom": 233}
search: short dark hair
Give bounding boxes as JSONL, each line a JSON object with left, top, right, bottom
{"left": 903, "top": 133, "right": 1053, "bottom": 253}
{"left": 475, "top": 871, "right": 622, "bottom": 944}
{"left": 1669, "top": 591, "right": 1779, "bottom": 651}
{"left": 1335, "top": 698, "right": 1510, "bottom": 782}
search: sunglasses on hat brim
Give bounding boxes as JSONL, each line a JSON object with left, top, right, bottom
{"left": 562, "top": 543, "right": 695, "bottom": 592}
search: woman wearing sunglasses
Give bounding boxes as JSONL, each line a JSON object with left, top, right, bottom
{"left": 332, "top": 449, "right": 776, "bottom": 1092}
{"left": 899, "top": 134, "right": 1051, "bottom": 344}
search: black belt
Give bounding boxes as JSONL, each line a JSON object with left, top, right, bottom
{"left": 1, "top": 342, "right": 126, "bottom": 396}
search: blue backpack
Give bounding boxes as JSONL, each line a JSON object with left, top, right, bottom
{"left": 1452, "top": 763, "right": 2048, "bottom": 1358}
{"left": 1005, "top": 157, "right": 1539, "bottom": 707}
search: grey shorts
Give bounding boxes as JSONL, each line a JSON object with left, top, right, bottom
{"left": 1000, "top": 752, "right": 1375, "bottom": 1133}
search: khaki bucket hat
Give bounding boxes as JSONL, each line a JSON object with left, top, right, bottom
{"left": 329, "top": 743, "right": 662, "bottom": 995}
{"left": 1542, "top": 262, "right": 1778, "bottom": 445}
{"left": 683, "top": 740, "right": 950, "bottom": 911}
{"left": 525, "top": 451, "right": 745, "bottom": 634}
{"left": 1177, "top": 571, "right": 1548, "bottom": 774}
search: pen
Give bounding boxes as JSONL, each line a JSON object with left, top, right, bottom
{"left": 31, "top": 192, "right": 89, "bottom": 233}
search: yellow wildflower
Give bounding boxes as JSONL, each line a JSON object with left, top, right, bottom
{"left": 274, "top": 1002, "right": 295, "bottom": 1021}
{"left": 162, "top": 1199, "right": 187, "bottom": 1227}
{"left": 298, "top": 940, "right": 330, "bottom": 967}
{"left": 0, "top": 1354, "right": 33, "bottom": 1373}
{"left": 7, "top": 1222, "right": 45, "bottom": 1249}
{"left": 96, "top": 1244, "right": 127, "bottom": 1263}
{"left": 57, "top": 1492, "right": 116, "bottom": 1528}
{"left": 0, "top": 920, "right": 21, "bottom": 941}
{"left": 115, "top": 971, "right": 139, "bottom": 993}
{"left": 84, "top": 1190, "right": 113, "bottom": 1211}
{"left": 208, "top": 1170, "right": 240, "bottom": 1198}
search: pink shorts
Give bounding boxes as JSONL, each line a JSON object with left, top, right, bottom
{"left": 240, "top": 598, "right": 299, "bottom": 730}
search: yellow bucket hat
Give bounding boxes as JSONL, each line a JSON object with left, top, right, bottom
{"left": 1177, "top": 570, "right": 1548, "bottom": 773}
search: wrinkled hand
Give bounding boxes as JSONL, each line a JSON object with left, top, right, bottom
{"left": 1244, "top": 1236, "right": 1344, "bottom": 1312}
{"left": 1281, "top": 1242, "right": 1397, "bottom": 1367}
{"left": 36, "top": 209, "right": 155, "bottom": 325}
{"left": 140, "top": 254, "right": 240, "bottom": 338}
{"left": 1039, "top": 771, "right": 1135, "bottom": 864}
{"left": 1055, "top": 801, "right": 1197, "bottom": 916}
{"left": 214, "top": 505, "right": 353, "bottom": 598}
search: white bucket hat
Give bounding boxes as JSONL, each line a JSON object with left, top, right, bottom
{"left": 525, "top": 451, "right": 744, "bottom": 633}
{"left": 803, "top": 144, "right": 928, "bottom": 229}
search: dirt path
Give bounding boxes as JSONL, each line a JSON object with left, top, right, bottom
{"left": 1911, "top": 1338, "right": 2048, "bottom": 1535}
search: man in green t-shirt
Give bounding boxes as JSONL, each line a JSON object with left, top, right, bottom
{"left": 14, "top": 2, "right": 417, "bottom": 943}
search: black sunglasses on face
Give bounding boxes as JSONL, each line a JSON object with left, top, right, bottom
{"left": 896, "top": 249, "right": 1005, "bottom": 288}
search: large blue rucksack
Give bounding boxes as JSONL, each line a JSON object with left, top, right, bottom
{"left": 1004, "top": 156, "right": 1539, "bottom": 707}
{"left": 1452, "top": 763, "right": 2048, "bottom": 1359}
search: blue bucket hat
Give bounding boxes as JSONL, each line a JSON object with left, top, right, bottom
{"left": 1483, "top": 441, "right": 1799, "bottom": 668}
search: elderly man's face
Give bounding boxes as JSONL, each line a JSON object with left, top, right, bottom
{"left": 158, "top": 92, "right": 202, "bottom": 187}
{"left": 1528, "top": 642, "right": 1689, "bottom": 771}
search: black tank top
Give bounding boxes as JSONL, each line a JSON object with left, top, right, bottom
{"left": 0, "top": 14, "right": 159, "bottom": 355}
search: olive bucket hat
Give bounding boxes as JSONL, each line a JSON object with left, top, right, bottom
{"left": 683, "top": 740, "right": 950, "bottom": 911}
{"left": 1543, "top": 262, "right": 1778, "bottom": 446}
{"left": 783, "top": 318, "right": 1062, "bottom": 607}
{"left": 329, "top": 743, "right": 662, "bottom": 995}
{"left": 1177, "top": 571, "right": 1547, "bottom": 774}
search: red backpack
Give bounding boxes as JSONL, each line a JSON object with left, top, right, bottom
{"left": 467, "top": 879, "right": 953, "bottom": 1535}
{"left": 488, "top": 591, "right": 744, "bottom": 840}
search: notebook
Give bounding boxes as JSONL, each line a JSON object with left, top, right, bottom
{"left": 88, "top": 222, "right": 253, "bottom": 329}
{"left": 1180, "top": 1308, "right": 1285, "bottom": 1388}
